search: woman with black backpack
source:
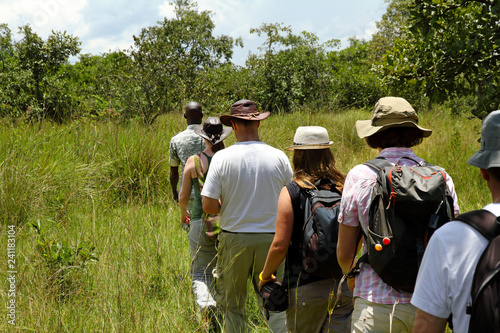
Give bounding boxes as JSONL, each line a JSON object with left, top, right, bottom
{"left": 258, "top": 126, "right": 353, "bottom": 333}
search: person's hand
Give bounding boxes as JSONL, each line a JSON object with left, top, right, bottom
{"left": 181, "top": 213, "right": 190, "bottom": 225}
{"left": 258, "top": 274, "right": 277, "bottom": 291}
{"left": 205, "top": 231, "right": 217, "bottom": 242}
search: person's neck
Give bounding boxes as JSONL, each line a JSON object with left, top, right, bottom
{"left": 234, "top": 129, "right": 259, "bottom": 142}
{"left": 237, "top": 135, "right": 260, "bottom": 142}
{"left": 491, "top": 191, "right": 500, "bottom": 204}
{"left": 486, "top": 175, "right": 500, "bottom": 203}
{"left": 203, "top": 147, "right": 215, "bottom": 157}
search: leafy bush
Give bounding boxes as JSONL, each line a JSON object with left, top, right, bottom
{"left": 29, "top": 220, "right": 98, "bottom": 300}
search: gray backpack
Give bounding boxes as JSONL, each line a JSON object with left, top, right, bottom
{"left": 357, "top": 157, "right": 455, "bottom": 292}
{"left": 300, "top": 179, "right": 343, "bottom": 279}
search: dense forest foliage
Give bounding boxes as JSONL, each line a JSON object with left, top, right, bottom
{"left": 0, "top": 0, "right": 498, "bottom": 125}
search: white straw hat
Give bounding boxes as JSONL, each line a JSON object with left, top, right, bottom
{"left": 286, "top": 126, "right": 333, "bottom": 150}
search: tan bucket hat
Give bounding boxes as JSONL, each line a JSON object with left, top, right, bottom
{"left": 355, "top": 97, "right": 432, "bottom": 139}
{"left": 286, "top": 126, "right": 333, "bottom": 150}
{"left": 220, "top": 100, "right": 270, "bottom": 126}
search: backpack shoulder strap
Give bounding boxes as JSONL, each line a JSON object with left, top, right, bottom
{"left": 193, "top": 154, "right": 206, "bottom": 185}
{"left": 397, "top": 156, "right": 429, "bottom": 166}
{"left": 454, "top": 209, "right": 499, "bottom": 241}
{"left": 201, "top": 151, "right": 211, "bottom": 162}
{"left": 364, "top": 156, "right": 431, "bottom": 171}
{"left": 299, "top": 184, "right": 315, "bottom": 254}
{"left": 363, "top": 157, "right": 392, "bottom": 172}
{"left": 300, "top": 184, "right": 315, "bottom": 226}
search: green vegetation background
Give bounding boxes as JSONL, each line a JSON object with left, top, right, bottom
{"left": 0, "top": 107, "right": 488, "bottom": 332}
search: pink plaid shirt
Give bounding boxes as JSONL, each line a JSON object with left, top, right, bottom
{"left": 338, "top": 148, "right": 460, "bottom": 304}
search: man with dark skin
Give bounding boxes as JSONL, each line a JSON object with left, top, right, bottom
{"left": 169, "top": 102, "right": 205, "bottom": 225}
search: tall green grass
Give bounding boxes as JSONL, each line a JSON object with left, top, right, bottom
{"left": 0, "top": 107, "right": 489, "bottom": 332}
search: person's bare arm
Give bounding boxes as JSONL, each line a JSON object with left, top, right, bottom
{"left": 202, "top": 196, "right": 221, "bottom": 216}
{"left": 178, "top": 157, "right": 195, "bottom": 224}
{"left": 412, "top": 309, "right": 447, "bottom": 333}
{"left": 169, "top": 166, "right": 179, "bottom": 202}
{"left": 337, "top": 223, "right": 361, "bottom": 273}
{"left": 337, "top": 223, "right": 362, "bottom": 290}
{"left": 259, "top": 187, "right": 294, "bottom": 290}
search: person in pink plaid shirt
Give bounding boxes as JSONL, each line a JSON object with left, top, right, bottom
{"left": 336, "top": 97, "right": 460, "bottom": 333}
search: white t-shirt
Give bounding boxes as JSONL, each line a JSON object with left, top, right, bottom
{"left": 411, "top": 203, "right": 500, "bottom": 332}
{"left": 201, "top": 141, "right": 293, "bottom": 233}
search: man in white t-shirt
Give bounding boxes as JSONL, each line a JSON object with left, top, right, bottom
{"left": 202, "top": 100, "right": 292, "bottom": 333}
{"left": 411, "top": 110, "right": 500, "bottom": 333}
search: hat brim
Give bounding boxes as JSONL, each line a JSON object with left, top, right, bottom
{"left": 220, "top": 111, "right": 271, "bottom": 126}
{"left": 355, "top": 119, "right": 432, "bottom": 139}
{"left": 467, "top": 150, "right": 500, "bottom": 169}
{"left": 285, "top": 142, "right": 333, "bottom": 151}
{"left": 194, "top": 126, "right": 232, "bottom": 145}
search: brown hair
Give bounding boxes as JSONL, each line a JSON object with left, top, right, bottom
{"left": 292, "top": 149, "right": 345, "bottom": 192}
{"left": 212, "top": 141, "right": 225, "bottom": 153}
{"left": 366, "top": 127, "right": 424, "bottom": 149}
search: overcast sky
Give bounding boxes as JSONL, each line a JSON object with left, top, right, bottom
{"left": 0, "top": 0, "right": 388, "bottom": 66}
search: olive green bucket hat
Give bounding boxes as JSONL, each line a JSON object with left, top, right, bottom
{"left": 355, "top": 97, "right": 432, "bottom": 139}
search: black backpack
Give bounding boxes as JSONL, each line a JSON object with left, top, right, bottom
{"left": 300, "top": 179, "right": 343, "bottom": 279}
{"left": 356, "top": 157, "right": 455, "bottom": 292}
{"left": 454, "top": 210, "right": 500, "bottom": 333}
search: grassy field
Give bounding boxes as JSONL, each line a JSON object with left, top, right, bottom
{"left": 0, "top": 107, "right": 489, "bottom": 332}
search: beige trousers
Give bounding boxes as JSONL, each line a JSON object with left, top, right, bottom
{"left": 287, "top": 278, "right": 353, "bottom": 333}
{"left": 351, "top": 297, "right": 417, "bottom": 333}
{"left": 215, "top": 231, "right": 286, "bottom": 333}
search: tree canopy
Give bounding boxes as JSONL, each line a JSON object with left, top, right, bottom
{"left": 377, "top": 0, "right": 499, "bottom": 116}
{"left": 0, "top": 0, "right": 499, "bottom": 123}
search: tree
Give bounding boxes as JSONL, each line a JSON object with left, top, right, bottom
{"left": 410, "top": 0, "right": 500, "bottom": 117}
{"left": 13, "top": 24, "right": 80, "bottom": 122}
{"left": 130, "top": 0, "right": 241, "bottom": 124}
{"left": 0, "top": 23, "right": 14, "bottom": 71}
{"left": 247, "top": 23, "right": 339, "bottom": 112}
{"left": 370, "top": 0, "right": 412, "bottom": 62}
{"left": 0, "top": 24, "right": 18, "bottom": 118}
{"left": 0, "top": 24, "right": 81, "bottom": 122}
{"left": 59, "top": 51, "right": 133, "bottom": 120}
{"left": 327, "top": 38, "right": 383, "bottom": 109}
{"left": 377, "top": 0, "right": 500, "bottom": 116}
